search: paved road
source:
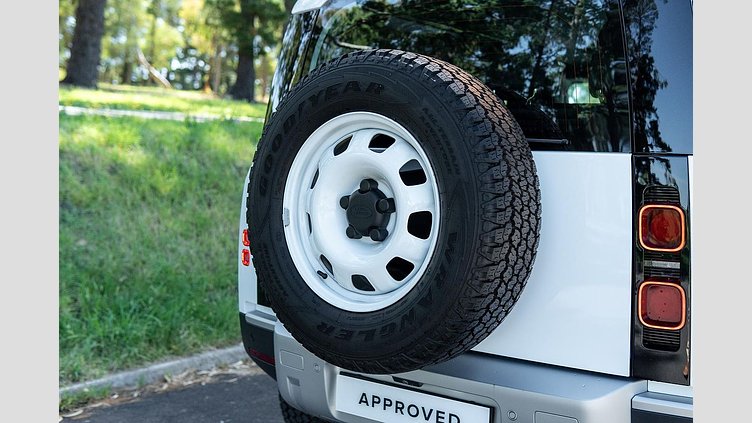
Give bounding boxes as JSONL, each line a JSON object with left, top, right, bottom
{"left": 68, "top": 372, "right": 285, "bottom": 423}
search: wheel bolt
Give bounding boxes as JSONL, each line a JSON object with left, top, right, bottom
{"left": 376, "top": 198, "right": 396, "bottom": 213}
{"left": 346, "top": 225, "right": 361, "bottom": 239}
{"left": 369, "top": 228, "right": 388, "bottom": 242}
{"left": 359, "top": 178, "right": 378, "bottom": 193}
{"left": 339, "top": 195, "right": 350, "bottom": 209}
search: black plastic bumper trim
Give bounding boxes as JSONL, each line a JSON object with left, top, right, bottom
{"left": 239, "top": 312, "right": 276, "bottom": 380}
{"left": 632, "top": 409, "right": 692, "bottom": 423}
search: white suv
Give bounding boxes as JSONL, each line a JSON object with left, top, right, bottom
{"left": 237, "top": 1, "right": 693, "bottom": 422}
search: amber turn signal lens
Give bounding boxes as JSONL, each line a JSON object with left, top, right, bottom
{"left": 639, "top": 205, "right": 685, "bottom": 252}
{"left": 639, "top": 281, "right": 686, "bottom": 330}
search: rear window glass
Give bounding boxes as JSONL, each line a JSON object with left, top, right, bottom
{"left": 623, "top": 0, "right": 693, "bottom": 154}
{"left": 308, "top": 0, "right": 630, "bottom": 152}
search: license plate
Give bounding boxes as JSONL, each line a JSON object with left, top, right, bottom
{"left": 335, "top": 374, "right": 492, "bottom": 423}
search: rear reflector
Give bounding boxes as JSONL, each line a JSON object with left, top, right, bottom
{"left": 242, "top": 229, "right": 250, "bottom": 246}
{"left": 249, "top": 348, "right": 275, "bottom": 366}
{"left": 639, "top": 281, "right": 686, "bottom": 330}
{"left": 639, "top": 205, "right": 686, "bottom": 252}
{"left": 241, "top": 249, "right": 251, "bottom": 266}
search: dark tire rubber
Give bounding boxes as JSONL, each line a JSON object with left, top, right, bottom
{"left": 247, "top": 49, "right": 541, "bottom": 374}
{"left": 279, "top": 395, "right": 329, "bottom": 423}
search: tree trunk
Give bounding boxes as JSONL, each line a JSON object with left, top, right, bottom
{"left": 121, "top": 59, "right": 133, "bottom": 84}
{"left": 148, "top": 16, "right": 157, "bottom": 63}
{"left": 228, "top": 53, "right": 255, "bottom": 102}
{"left": 527, "top": 0, "right": 556, "bottom": 99}
{"left": 228, "top": 1, "right": 257, "bottom": 102}
{"left": 210, "top": 36, "right": 223, "bottom": 93}
{"left": 62, "top": 0, "right": 107, "bottom": 88}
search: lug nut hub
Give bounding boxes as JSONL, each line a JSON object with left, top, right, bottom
{"left": 340, "top": 179, "right": 395, "bottom": 242}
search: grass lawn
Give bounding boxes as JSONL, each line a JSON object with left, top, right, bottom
{"left": 59, "top": 83, "right": 268, "bottom": 119}
{"left": 59, "top": 113, "right": 260, "bottom": 385}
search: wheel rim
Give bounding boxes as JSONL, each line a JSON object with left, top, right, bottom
{"left": 283, "top": 112, "right": 440, "bottom": 312}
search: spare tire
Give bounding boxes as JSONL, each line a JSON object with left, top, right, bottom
{"left": 247, "top": 49, "right": 540, "bottom": 374}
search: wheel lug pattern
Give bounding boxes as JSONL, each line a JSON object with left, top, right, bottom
{"left": 376, "top": 198, "right": 395, "bottom": 213}
{"left": 369, "top": 228, "right": 389, "bottom": 242}
{"left": 346, "top": 225, "right": 362, "bottom": 239}
{"left": 359, "top": 178, "right": 378, "bottom": 193}
{"left": 339, "top": 195, "right": 350, "bottom": 209}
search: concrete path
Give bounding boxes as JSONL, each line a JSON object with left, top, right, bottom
{"left": 59, "top": 105, "right": 265, "bottom": 123}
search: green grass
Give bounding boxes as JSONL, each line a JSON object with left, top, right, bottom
{"left": 59, "top": 113, "right": 260, "bottom": 385}
{"left": 59, "top": 83, "right": 267, "bottom": 118}
{"left": 59, "top": 386, "right": 113, "bottom": 412}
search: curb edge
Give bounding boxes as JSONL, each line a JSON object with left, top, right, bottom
{"left": 59, "top": 343, "right": 249, "bottom": 398}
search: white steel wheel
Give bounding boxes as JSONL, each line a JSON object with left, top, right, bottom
{"left": 283, "top": 112, "right": 440, "bottom": 313}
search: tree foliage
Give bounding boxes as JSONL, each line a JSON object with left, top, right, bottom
{"left": 207, "top": 0, "right": 286, "bottom": 101}
{"left": 59, "top": 0, "right": 289, "bottom": 100}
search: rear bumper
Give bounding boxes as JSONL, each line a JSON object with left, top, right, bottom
{"left": 241, "top": 309, "right": 692, "bottom": 423}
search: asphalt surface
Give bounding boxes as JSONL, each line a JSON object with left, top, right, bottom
{"left": 67, "top": 372, "right": 285, "bottom": 423}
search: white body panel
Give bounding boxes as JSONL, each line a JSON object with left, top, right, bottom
{"left": 238, "top": 169, "right": 258, "bottom": 314}
{"left": 473, "top": 152, "right": 634, "bottom": 376}
{"left": 291, "top": 0, "right": 328, "bottom": 14}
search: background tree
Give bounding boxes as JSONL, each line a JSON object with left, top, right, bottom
{"left": 146, "top": 0, "right": 182, "bottom": 63}
{"left": 62, "top": 0, "right": 108, "bottom": 87}
{"left": 623, "top": 0, "right": 671, "bottom": 152}
{"left": 100, "top": 0, "right": 182, "bottom": 87}
{"left": 59, "top": 0, "right": 288, "bottom": 98}
{"left": 59, "top": 0, "right": 78, "bottom": 72}
{"left": 180, "top": 0, "right": 231, "bottom": 93}
{"left": 211, "top": 0, "right": 285, "bottom": 102}
{"left": 100, "top": 0, "right": 149, "bottom": 84}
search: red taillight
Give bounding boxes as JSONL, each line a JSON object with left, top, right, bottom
{"left": 242, "top": 229, "right": 250, "bottom": 246}
{"left": 241, "top": 249, "right": 251, "bottom": 266}
{"left": 639, "top": 281, "right": 686, "bottom": 330}
{"left": 639, "top": 205, "right": 685, "bottom": 252}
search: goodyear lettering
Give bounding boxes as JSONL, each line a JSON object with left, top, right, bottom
{"left": 325, "top": 83, "right": 342, "bottom": 100}
{"left": 366, "top": 82, "right": 384, "bottom": 94}
{"left": 344, "top": 80, "right": 361, "bottom": 92}
{"left": 308, "top": 90, "right": 323, "bottom": 108}
{"left": 271, "top": 133, "right": 282, "bottom": 152}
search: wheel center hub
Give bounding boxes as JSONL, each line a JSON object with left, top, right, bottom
{"left": 340, "top": 179, "right": 396, "bottom": 242}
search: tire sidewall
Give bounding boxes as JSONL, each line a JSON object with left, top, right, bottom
{"left": 249, "top": 62, "right": 483, "bottom": 359}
